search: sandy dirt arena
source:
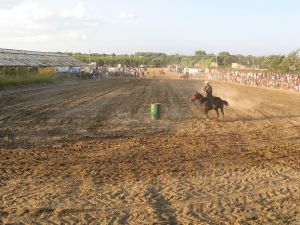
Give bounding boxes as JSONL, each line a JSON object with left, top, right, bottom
{"left": 0, "top": 75, "right": 300, "bottom": 224}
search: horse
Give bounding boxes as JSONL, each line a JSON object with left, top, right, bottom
{"left": 190, "top": 92, "right": 229, "bottom": 119}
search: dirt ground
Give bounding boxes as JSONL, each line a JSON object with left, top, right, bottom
{"left": 0, "top": 74, "right": 299, "bottom": 224}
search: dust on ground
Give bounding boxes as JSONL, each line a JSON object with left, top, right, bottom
{"left": 0, "top": 76, "right": 299, "bottom": 224}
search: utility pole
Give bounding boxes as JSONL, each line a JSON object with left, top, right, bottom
{"left": 252, "top": 56, "right": 255, "bottom": 70}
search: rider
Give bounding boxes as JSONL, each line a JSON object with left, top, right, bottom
{"left": 203, "top": 81, "right": 214, "bottom": 106}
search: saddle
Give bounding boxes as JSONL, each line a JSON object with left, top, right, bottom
{"left": 206, "top": 94, "right": 216, "bottom": 106}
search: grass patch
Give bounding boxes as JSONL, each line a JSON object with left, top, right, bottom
{"left": 0, "top": 74, "right": 56, "bottom": 87}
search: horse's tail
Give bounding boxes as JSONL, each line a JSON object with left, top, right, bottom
{"left": 223, "top": 100, "right": 229, "bottom": 106}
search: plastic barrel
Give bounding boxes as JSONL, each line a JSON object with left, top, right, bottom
{"left": 151, "top": 103, "right": 161, "bottom": 120}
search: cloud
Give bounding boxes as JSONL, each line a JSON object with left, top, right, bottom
{"left": 118, "top": 12, "right": 136, "bottom": 19}
{"left": 0, "top": 0, "right": 23, "bottom": 9}
{"left": 0, "top": 1, "right": 99, "bottom": 48}
{"left": 60, "top": 2, "right": 91, "bottom": 19}
{"left": 0, "top": 2, "right": 52, "bottom": 30}
{"left": 5, "top": 31, "right": 87, "bottom": 44}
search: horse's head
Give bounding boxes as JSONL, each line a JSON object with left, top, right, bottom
{"left": 190, "top": 91, "right": 204, "bottom": 103}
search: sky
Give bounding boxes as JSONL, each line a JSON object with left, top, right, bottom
{"left": 0, "top": 0, "right": 299, "bottom": 55}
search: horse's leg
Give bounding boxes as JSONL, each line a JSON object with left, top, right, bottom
{"left": 214, "top": 108, "right": 219, "bottom": 120}
{"left": 204, "top": 107, "right": 209, "bottom": 119}
{"left": 204, "top": 110, "right": 208, "bottom": 118}
{"left": 221, "top": 106, "right": 225, "bottom": 120}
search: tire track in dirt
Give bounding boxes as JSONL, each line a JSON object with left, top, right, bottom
{"left": 85, "top": 80, "right": 142, "bottom": 136}
{"left": 0, "top": 80, "right": 130, "bottom": 123}
{"left": 0, "top": 77, "right": 300, "bottom": 224}
{"left": 0, "top": 80, "right": 104, "bottom": 115}
{"left": 0, "top": 80, "right": 135, "bottom": 147}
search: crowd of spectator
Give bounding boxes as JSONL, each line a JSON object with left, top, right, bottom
{"left": 89, "top": 66, "right": 149, "bottom": 79}
{"left": 203, "top": 69, "right": 300, "bottom": 92}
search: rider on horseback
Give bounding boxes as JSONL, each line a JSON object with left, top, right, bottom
{"left": 203, "top": 81, "right": 215, "bottom": 106}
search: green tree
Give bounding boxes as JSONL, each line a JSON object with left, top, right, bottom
{"left": 218, "top": 51, "right": 232, "bottom": 67}
{"left": 195, "top": 50, "right": 207, "bottom": 56}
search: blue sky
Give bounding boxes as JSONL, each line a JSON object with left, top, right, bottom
{"left": 0, "top": 0, "right": 299, "bottom": 55}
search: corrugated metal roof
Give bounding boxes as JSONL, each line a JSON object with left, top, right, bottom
{"left": 0, "top": 48, "right": 87, "bottom": 67}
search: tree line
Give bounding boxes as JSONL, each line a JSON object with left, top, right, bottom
{"left": 70, "top": 49, "right": 300, "bottom": 73}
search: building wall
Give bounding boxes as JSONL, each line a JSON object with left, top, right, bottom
{"left": 38, "top": 67, "right": 56, "bottom": 75}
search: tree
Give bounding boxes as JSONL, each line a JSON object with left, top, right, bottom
{"left": 218, "top": 51, "right": 231, "bottom": 57}
{"left": 217, "top": 51, "right": 232, "bottom": 67}
{"left": 195, "top": 50, "right": 207, "bottom": 56}
{"left": 285, "top": 49, "right": 299, "bottom": 66}
{"left": 71, "top": 49, "right": 300, "bottom": 72}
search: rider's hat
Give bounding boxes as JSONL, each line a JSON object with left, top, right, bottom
{"left": 205, "top": 81, "right": 210, "bottom": 84}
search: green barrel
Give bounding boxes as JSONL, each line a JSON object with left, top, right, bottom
{"left": 151, "top": 103, "right": 161, "bottom": 120}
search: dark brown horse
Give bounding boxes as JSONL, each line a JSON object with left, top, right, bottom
{"left": 190, "top": 92, "right": 229, "bottom": 119}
